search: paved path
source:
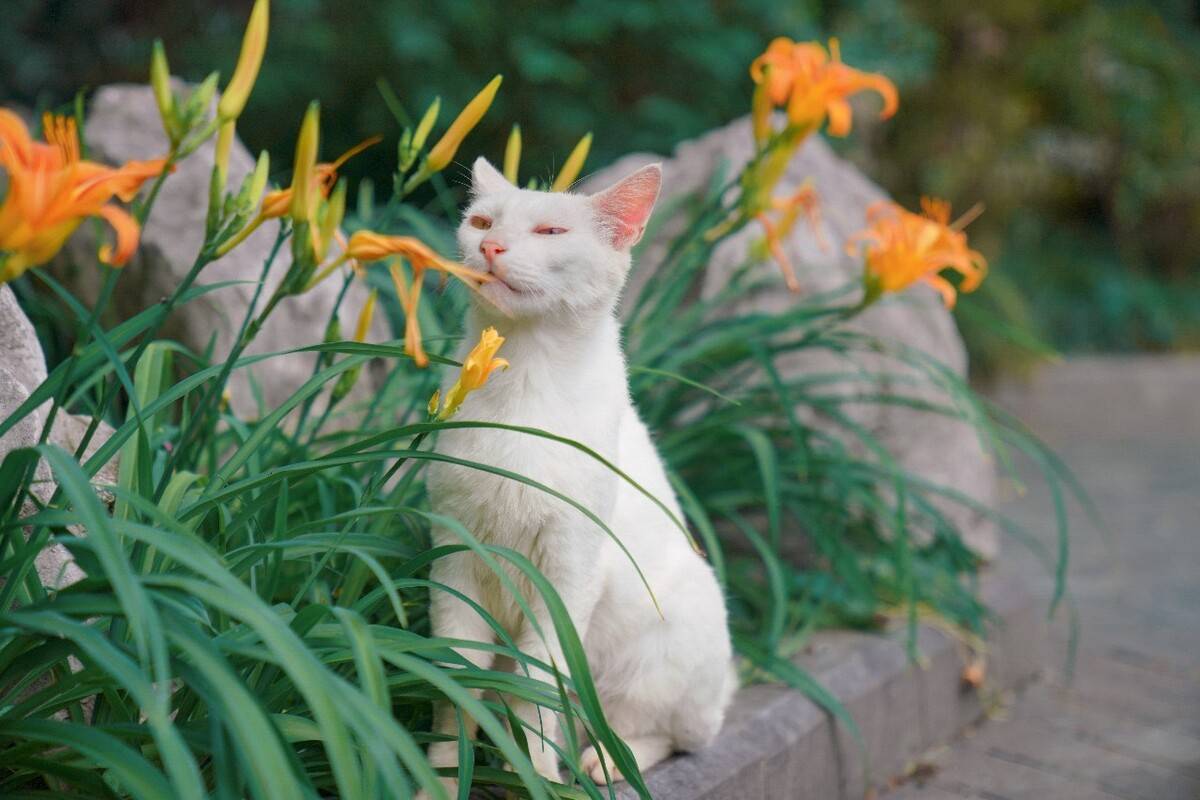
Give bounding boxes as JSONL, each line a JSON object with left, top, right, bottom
{"left": 883, "top": 356, "right": 1200, "bottom": 800}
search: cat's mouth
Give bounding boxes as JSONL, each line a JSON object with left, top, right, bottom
{"left": 483, "top": 270, "right": 526, "bottom": 296}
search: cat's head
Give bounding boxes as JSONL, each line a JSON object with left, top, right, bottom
{"left": 457, "top": 157, "right": 661, "bottom": 319}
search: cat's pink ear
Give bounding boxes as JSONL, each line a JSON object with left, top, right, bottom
{"left": 591, "top": 164, "right": 662, "bottom": 250}
{"left": 471, "top": 157, "right": 512, "bottom": 195}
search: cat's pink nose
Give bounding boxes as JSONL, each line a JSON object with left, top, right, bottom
{"left": 480, "top": 240, "right": 507, "bottom": 264}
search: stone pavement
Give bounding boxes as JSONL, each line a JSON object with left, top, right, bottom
{"left": 883, "top": 356, "right": 1200, "bottom": 800}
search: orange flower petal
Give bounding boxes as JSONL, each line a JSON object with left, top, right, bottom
{"left": 825, "top": 98, "right": 853, "bottom": 137}
{"left": 0, "top": 108, "right": 36, "bottom": 165}
{"left": 404, "top": 270, "right": 427, "bottom": 368}
{"left": 108, "top": 159, "right": 172, "bottom": 203}
{"left": 260, "top": 187, "right": 292, "bottom": 219}
{"left": 94, "top": 204, "right": 141, "bottom": 266}
{"left": 756, "top": 211, "right": 800, "bottom": 293}
{"left": 922, "top": 274, "right": 958, "bottom": 308}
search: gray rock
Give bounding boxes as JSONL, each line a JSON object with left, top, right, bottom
{"left": 61, "top": 83, "right": 389, "bottom": 419}
{"left": 586, "top": 118, "right": 997, "bottom": 557}
{"left": 0, "top": 285, "right": 117, "bottom": 589}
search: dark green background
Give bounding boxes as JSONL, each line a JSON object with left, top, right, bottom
{"left": 4, "top": 0, "right": 1199, "bottom": 368}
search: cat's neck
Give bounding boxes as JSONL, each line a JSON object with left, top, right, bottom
{"left": 464, "top": 303, "right": 622, "bottom": 371}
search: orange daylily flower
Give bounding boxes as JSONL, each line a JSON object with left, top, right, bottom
{"left": 0, "top": 110, "right": 170, "bottom": 281}
{"left": 259, "top": 135, "right": 380, "bottom": 221}
{"left": 336, "top": 231, "right": 493, "bottom": 368}
{"left": 756, "top": 183, "right": 823, "bottom": 293}
{"left": 847, "top": 197, "right": 987, "bottom": 308}
{"left": 750, "top": 37, "right": 898, "bottom": 137}
{"left": 343, "top": 232, "right": 489, "bottom": 288}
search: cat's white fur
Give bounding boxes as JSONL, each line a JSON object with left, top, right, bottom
{"left": 421, "top": 157, "right": 736, "bottom": 790}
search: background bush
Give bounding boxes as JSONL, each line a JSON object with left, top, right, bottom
{"left": 4, "top": 0, "right": 1198, "bottom": 369}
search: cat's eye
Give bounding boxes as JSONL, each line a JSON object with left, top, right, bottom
{"left": 534, "top": 225, "right": 568, "bottom": 235}
{"left": 469, "top": 215, "right": 492, "bottom": 230}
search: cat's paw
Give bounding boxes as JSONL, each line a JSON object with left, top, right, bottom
{"left": 531, "top": 752, "right": 562, "bottom": 784}
{"left": 579, "top": 745, "right": 622, "bottom": 785}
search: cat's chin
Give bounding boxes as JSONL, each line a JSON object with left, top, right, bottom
{"left": 486, "top": 273, "right": 526, "bottom": 295}
{"left": 475, "top": 280, "right": 527, "bottom": 317}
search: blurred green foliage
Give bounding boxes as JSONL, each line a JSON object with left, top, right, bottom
{"left": 4, "top": 0, "right": 1198, "bottom": 366}
{"left": 856, "top": 0, "right": 1200, "bottom": 369}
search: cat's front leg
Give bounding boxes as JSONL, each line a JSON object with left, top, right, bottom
{"left": 506, "top": 536, "right": 606, "bottom": 783}
{"left": 421, "top": 550, "right": 498, "bottom": 798}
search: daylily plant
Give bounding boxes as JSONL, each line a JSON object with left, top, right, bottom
{"left": 734, "top": 37, "right": 900, "bottom": 293}
{"left": 215, "top": 135, "right": 379, "bottom": 258}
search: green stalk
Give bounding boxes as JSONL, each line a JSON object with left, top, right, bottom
{"left": 290, "top": 271, "right": 355, "bottom": 448}
{"left": 157, "top": 227, "right": 289, "bottom": 492}
{"left": 289, "top": 430, "right": 430, "bottom": 606}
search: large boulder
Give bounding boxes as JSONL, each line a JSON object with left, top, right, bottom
{"left": 0, "top": 285, "right": 120, "bottom": 588}
{"left": 59, "top": 84, "right": 389, "bottom": 419}
{"left": 586, "top": 118, "right": 997, "bottom": 557}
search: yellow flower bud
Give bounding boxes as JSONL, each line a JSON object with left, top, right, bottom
{"left": 217, "top": 0, "right": 269, "bottom": 122}
{"left": 550, "top": 131, "right": 592, "bottom": 192}
{"left": 503, "top": 124, "right": 522, "bottom": 184}
{"left": 353, "top": 289, "right": 377, "bottom": 343}
{"left": 315, "top": 178, "right": 346, "bottom": 261}
{"left": 427, "top": 389, "right": 441, "bottom": 418}
{"left": 248, "top": 150, "right": 270, "bottom": 203}
{"left": 214, "top": 120, "right": 235, "bottom": 191}
{"left": 751, "top": 78, "right": 771, "bottom": 146}
{"left": 425, "top": 75, "right": 502, "bottom": 173}
{"left": 211, "top": 150, "right": 272, "bottom": 258}
{"left": 290, "top": 102, "right": 320, "bottom": 223}
{"left": 150, "top": 40, "right": 175, "bottom": 135}
{"left": 412, "top": 96, "right": 441, "bottom": 153}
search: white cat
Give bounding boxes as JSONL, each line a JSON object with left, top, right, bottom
{"left": 422, "top": 157, "right": 736, "bottom": 792}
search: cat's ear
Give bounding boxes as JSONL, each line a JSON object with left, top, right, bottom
{"left": 590, "top": 164, "right": 662, "bottom": 250}
{"left": 471, "top": 157, "right": 512, "bottom": 196}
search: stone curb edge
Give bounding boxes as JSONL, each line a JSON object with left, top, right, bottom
{"left": 616, "top": 570, "right": 1047, "bottom": 800}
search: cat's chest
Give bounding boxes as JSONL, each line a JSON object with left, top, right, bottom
{"left": 443, "top": 358, "right": 621, "bottom": 451}
{"left": 428, "top": 366, "right": 625, "bottom": 531}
